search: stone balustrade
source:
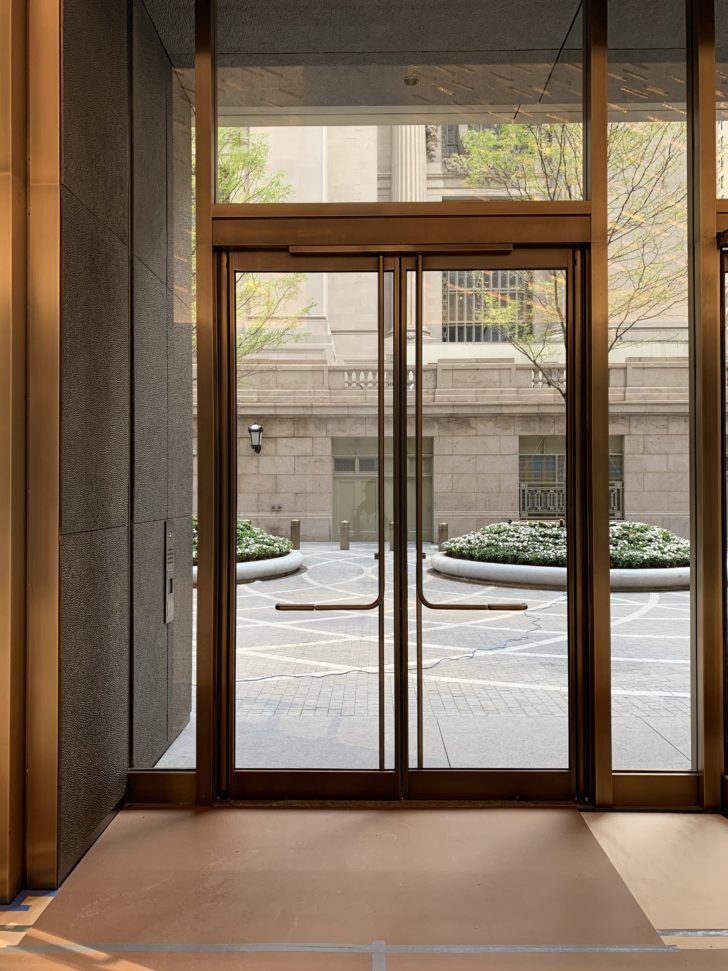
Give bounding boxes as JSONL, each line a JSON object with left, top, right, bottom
{"left": 221, "top": 356, "right": 690, "bottom": 409}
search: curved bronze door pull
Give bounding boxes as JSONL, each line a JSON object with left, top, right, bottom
{"left": 275, "top": 258, "right": 387, "bottom": 615}
{"left": 275, "top": 600, "right": 381, "bottom": 612}
{"left": 413, "top": 255, "right": 527, "bottom": 614}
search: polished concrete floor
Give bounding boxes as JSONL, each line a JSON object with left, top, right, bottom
{"left": 2, "top": 808, "right": 728, "bottom": 969}
{"left": 159, "top": 543, "right": 691, "bottom": 772}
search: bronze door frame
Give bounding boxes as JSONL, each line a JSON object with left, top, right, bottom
{"left": 221, "top": 244, "right": 587, "bottom": 803}
{"left": 225, "top": 252, "right": 397, "bottom": 801}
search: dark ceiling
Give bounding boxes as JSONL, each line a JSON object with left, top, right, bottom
{"left": 142, "top": 0, "right": 688, "bottom": 114}
{"left": 142, "top": 1, "right": 686, "bottom": 61}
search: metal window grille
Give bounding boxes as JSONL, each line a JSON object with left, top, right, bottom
{"left": 442, "top": 269, "right": 531, "bottom": 343}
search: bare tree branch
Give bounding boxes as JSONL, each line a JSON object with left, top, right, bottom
{"left": 456, "top": 121, "right": 687, "bottom": 391}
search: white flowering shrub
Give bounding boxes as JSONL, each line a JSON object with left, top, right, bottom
{"left": 192, "top": 517, "right": 292, "bottom": 564}
{"left": 441, "top": 520, "right": 689, "bottom": 569}
{"left": 607, "top": 521, "right": 690, "bottom": 568}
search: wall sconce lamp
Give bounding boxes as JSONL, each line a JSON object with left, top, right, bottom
{"left": 247, "top": 422, "right": 264, "bottom": 454}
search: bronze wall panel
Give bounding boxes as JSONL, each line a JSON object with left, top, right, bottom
{"left": 0, "top": 0, "right": 27, "bottom": 904}
{"left": 26, "top": 0, "right": 61, "bottom": 887}
{"left": 584, "top": 0, "right": 612, "bottom": 806}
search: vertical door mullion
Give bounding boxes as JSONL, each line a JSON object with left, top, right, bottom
{"left": 220, "top": 255, "right": 236, "bottom": 797}
{"left": 194, "top": 0, "right": 216, "bottom": 806}
{"left": 415, "top": 255, "right": 424, "bottom": 769}
{"left": 377, "top": 256, "right": 386, "bottom": 770}
{"left": 567, "top": 248, "right": 590, "bottom": 801}
{"left": 721, "top": 250, "right": 728, "bottom": 795}
{"left": 687, "top": 0, "right": 724, "bottom": 809}
{"left": 393, "top": 256, "right": 409, "bottom": 797}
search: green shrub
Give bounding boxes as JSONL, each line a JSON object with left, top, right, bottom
{"left": 192, "top": 516, "right": 292, "bottom": 565}
{"left": 441, "top": 520, "right": 689, "bottom": 569}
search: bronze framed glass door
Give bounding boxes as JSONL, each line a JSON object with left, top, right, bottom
{"left": 405, "top": 252, "right": 576, "bottom": 800}
{"left": 222, "top": 247, "right": 582, "bottom": 801}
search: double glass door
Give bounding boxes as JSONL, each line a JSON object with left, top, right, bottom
{"left": 221, "top": 246, "right": 582, "bottom": 801}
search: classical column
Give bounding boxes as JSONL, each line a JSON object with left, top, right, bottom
{"left": 391, "top": 126, "right": 430, "bottom": 341}
{"left": 391, "top": 125, "right": 427, "bottom": 201}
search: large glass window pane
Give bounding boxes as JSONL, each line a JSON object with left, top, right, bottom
{"left": 234, "top": 270, "right": 394, "bottom": 769}
{"left": 130, "top": 3, "right": 197, "bottom": 768}
{"left": 412, "top": 267, "right": 569, "bottom": 769}
{"left": 608, "top": 1, "right": 692, "bottom": 771}
{"left": 215, "top": 1, "right": 583, "bottom": 204}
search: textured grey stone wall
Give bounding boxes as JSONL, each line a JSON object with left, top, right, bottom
{"left": 130, "top": 0, "right": 193, "bottom": 769}
{"left": 59, "top": 0, "right": 130, "bottom": 881}
{"left": 59, "top": 0, "right": 194, "bottom": 880}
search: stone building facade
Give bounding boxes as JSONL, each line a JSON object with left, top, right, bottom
{"left": 194, "top": 121, "right": 691, "bottom": 542}
{"left": 225, "top": 356, "right": 689, "bottom": 543}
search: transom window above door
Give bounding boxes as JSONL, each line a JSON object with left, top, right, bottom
{"left": 213, "top": 1, "right": 585, "bottom": 205}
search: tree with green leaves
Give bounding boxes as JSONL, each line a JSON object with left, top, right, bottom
{"left": 217, "top": 127, "right": 292, "bottom": 204}
{"left": 234, "top": 270, "right": 314, "bottom": 378}
{"left": 217, "top": 127, "right": 312, "bottom": 368}
{"left": 453, "top": 122, "right": 687, "bottom": 397}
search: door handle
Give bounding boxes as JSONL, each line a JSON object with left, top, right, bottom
{"left": 413, "top": 255, "right": 527, "bottom": 613}
{"left": 276, "top": 258, "right": 387, "bottom": 612}
{"left": 275, "top": 602, "right": 382, "bottom": 612}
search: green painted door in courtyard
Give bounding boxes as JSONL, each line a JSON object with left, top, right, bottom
{"left": 332, "top": 437, "right": 433, "bottom": 541}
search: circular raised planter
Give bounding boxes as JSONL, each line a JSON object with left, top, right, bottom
{"left": 430, "top": 552, "right": 689, "bottom": 592}
{"left": 193, "top": 549, "right": 303, "bottom": 587}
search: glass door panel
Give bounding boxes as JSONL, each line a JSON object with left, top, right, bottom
{"left": 408, "top": 257, "right": 573, "bottom": 782}
{"left": 233, "top": 266, "right": 395, "bottom": 773}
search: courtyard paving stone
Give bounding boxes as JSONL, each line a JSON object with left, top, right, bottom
{"left": 157, "top": 542, "right": 692, "bottom": 773}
